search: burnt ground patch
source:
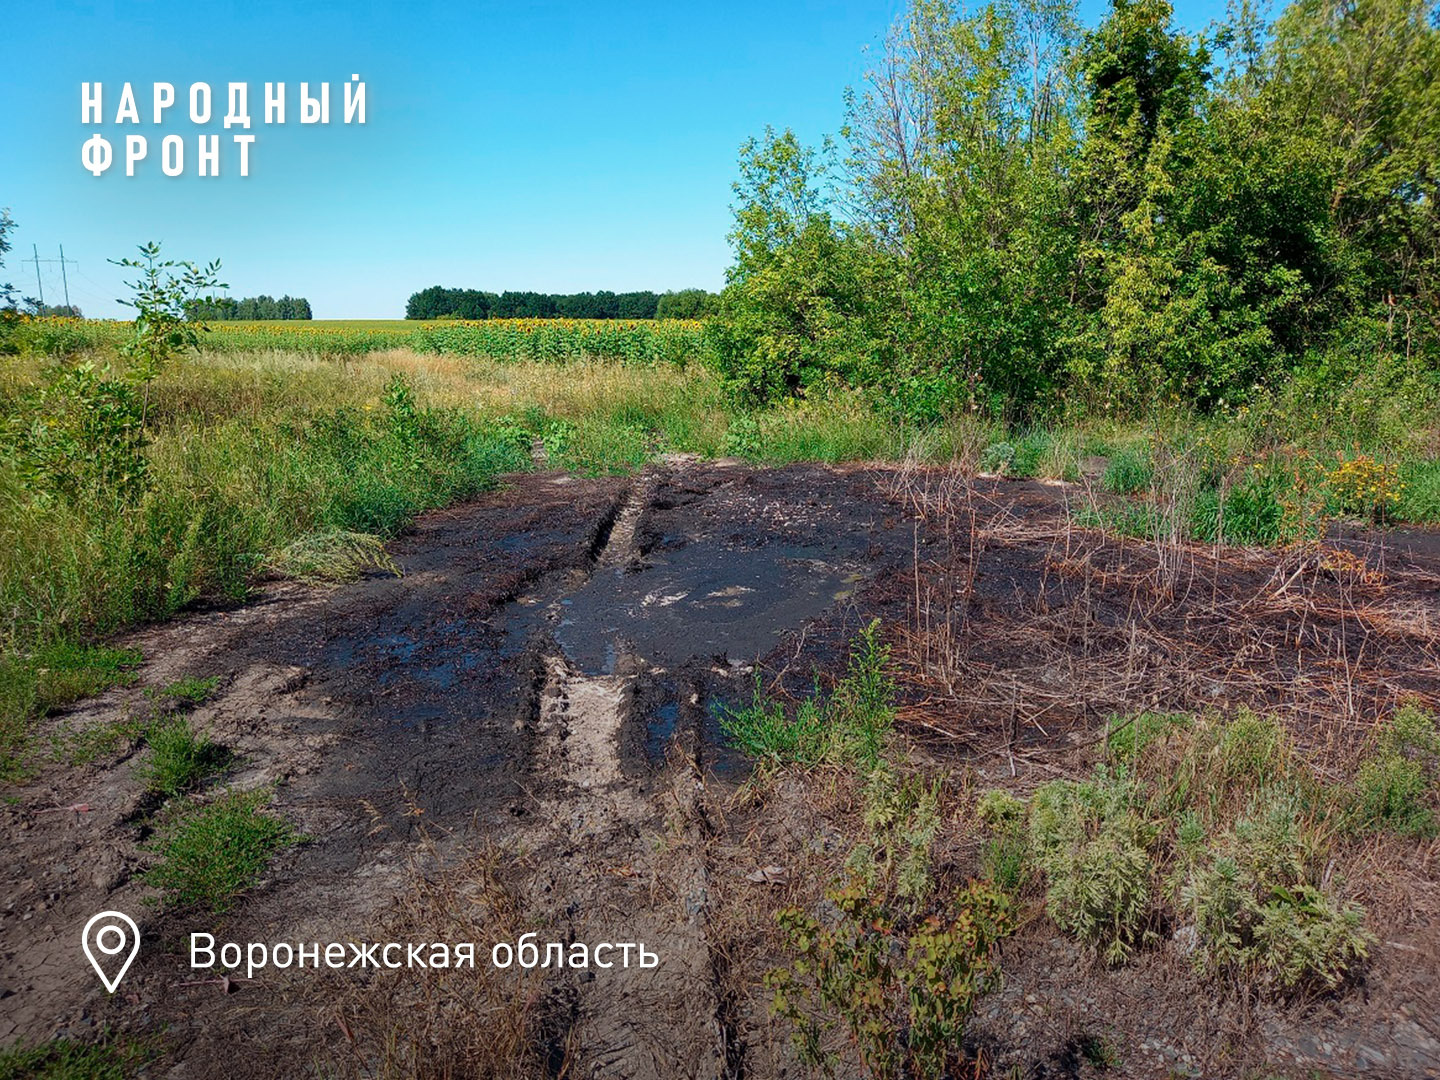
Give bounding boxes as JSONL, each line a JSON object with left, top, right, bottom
{"left": 1, "top": 461, "right": 1437, "bottom": 1078}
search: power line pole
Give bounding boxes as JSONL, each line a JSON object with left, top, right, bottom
{"left": 22, "top": 247, "right": 80, "bottom": 311}
{"left": 59, "top": 245, "right": 74, "bottom": 309}
{"left": 27, "top": 244, "right": 44, "bottom": 307}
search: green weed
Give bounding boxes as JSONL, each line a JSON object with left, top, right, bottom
{"left": 0, "top": 644, "right": 141, "bottom": 779}
{"left": 846, "top": 761, "right": 942, "bottom": 903}
{"left": 1101, "top": 446, "right": 1154, "bottom": 494}
{"left": 976, "top": 789, "right": 1030, "bottom": 893}
{"left": 721, "top": 620, "right": 895, "bottom": 771}
{"left": 143, "top": 789, "right": 294, "bottom": 913}
{"left": 1176, "top": 789, "right": 1372, "bottom": 990}
{"left": 0, "top": 1034, "right": 157, "bottom": 1080}
{"left": 138, "top": 716, "right": 226, "bottom": 799}
{"left": 1351, "top": 702, "right": 1440, "bottom": 837}
{"left": 1028, "top": 769, "right": 1157, "bottom": 965}
{"left": 1105, "top": 711, "right": 1190, "bottom": 763}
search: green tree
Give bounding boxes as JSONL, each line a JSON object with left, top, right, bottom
{"left": 111, "top": 242, "right": 226, "bottom": 421}
{"left": 712, "top": 127, "right": 896, "bottom": 401}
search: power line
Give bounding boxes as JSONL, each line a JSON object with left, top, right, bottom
{"left": 23, "top": 246, "right": 81, "bottom": 309}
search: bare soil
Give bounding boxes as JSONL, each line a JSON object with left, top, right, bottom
{"left": 1, "top": 461, "right": 1437, "bottom": 1078}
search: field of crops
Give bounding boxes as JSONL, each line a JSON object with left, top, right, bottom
{"left": 4, "top": 316, "right": 706, "bottom": 365}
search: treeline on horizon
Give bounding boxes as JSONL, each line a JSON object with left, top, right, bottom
{"left": 185, "top": 295, "right": 313, "bottom": 320}
{"left": 404, "top": 286, "right": 719, "bottom": 321}
{"left": 708, "top": 0, "right": 1439, "bottom": 420}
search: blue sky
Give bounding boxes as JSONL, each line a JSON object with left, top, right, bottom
{"left": 3, "top": 1, "right": 1227, "bottom": 318}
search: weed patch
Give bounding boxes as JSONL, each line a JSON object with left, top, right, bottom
{"left": 722, "top": 620, "right": 895, "bottom": 770}
{"left": 1351, "top": 702, "right": 1440, "bottom": 837}
{"left": 138, "top": 716, "right": 226, "bottom": 799}
{"left": 1175, "top": 790, "right": 1373, "bottom": 990}
{"left": 845, "top": 761, "right": 942, "bottom": 904}
{"left": 0, "top": 644, "right": 141, "bottom": 779}
{"left": 144, "top": 789, "right": 294, "bottom": 913}
{"left": 768, "top": 880, "right": 1012, "bottom": 1079}
{"left": 1029, "top": 769, "right": 1157, "bottom": 965}
{"left": 0, "top": 1034, "right": 156, "bottom": 1080}
{"left": 146, "top": 674, "right": 220, "bottom": 707}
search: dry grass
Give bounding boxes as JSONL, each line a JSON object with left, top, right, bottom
{"left": 320, "top": 838, "right": 558, "bottom": 1080}
{"left": 882, "top": 464, "right": 1440, "bottom": 774}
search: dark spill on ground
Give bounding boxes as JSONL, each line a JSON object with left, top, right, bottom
{"left": 5, "top": 461, "right": 1438, "bottom": 1079}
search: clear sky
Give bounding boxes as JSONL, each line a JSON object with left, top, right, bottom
{"left": 3, "top": 1, "right": 1227, "bottom": 319}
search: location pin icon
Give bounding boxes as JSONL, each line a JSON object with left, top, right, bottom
{"left": 82, "top": 911, "right": 141, "bottom": 994}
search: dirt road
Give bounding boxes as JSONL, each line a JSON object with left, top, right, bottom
{"left": 3, "top": 460, "right": 1439, "bottom": 1078}
{"left": 0, "top": 460, "right": 909, "bottom": 1077}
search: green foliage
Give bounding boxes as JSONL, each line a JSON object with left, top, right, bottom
{"left": 6, "top": 361, "right": 150, "bottom": 505}
{"left": 709, "top": 128, "right": 896, "bottom": 405}
{"left": 111, "top": 242, "right": 225, "bottom": 390}
{"left": 0, "top": 1034, "right": 156, "bottom": 1080}
{"left": 711, "top": 0, "right": 1440, "bottom": 420}
{"left": 144, "top": 789, "right": 294, "bottom": 912}
{"left": 406, "top": 286, "right": 671, "bottom": 320}
{"left": 724, "top": 414, "right": 761, "bottom": 458}
{"left": 1352, "top": 702, "right": 1440, "bottom": 836}
{"left": 1101, "top": 445, "right": 1155, "bottom": 494}
{"left": 1029, "top": 768, "right": 1158, "bottom": 964}
{"left": 0, "top": 207, "right": 24, "bottom": 315}
{"left": 1105, "top": 710, "right": 1190, "bottom": 762}
{"left": 847, "top": 761, "right": 943, "bottom": 903}
{"left": 976, "top": 789, "right": 1030, "bottom": 892}
{"left": 185, "top": 293, "right": 312, "bottom": 320}
{"left": 1176, "top": 790, "right": 1373, "bottom": 990}
{"left": 138, "top": 716, "right": 225, "bottom": 799}
{"left": 721, "top": 620, "right": 895, "bottom": 770}
{"left": 1395, "top": 458, "right": 1440, "bottom": 523}
{"left": 383, "top": 373, "right": 421, "bottom": 446}
{"left": 654, "top": 288, "right": 720, "bottom": 319}
{"left": 768, "top": 880, "right": 1013, "bottom": 1079}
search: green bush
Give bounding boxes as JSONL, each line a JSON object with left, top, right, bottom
{"left": 1028, "top": 769, "right": 1157, "bottom": 964}
{"left": 1352, "top": 703, "right": 1440, "bottom": 837}
{"left": 768, "top": 879, "right": 1012, "bottom": 1079}
{"left": 6, "top": 361, "right": 150, "bottom": 505}
{"left": 1177, "top": 790, "right": 1372, "bottom": 990}
{"left": 846, "top": 762, "right": 942, "bottom": 903}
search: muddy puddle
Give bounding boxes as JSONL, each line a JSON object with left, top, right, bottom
{"left": 548, "top": 543, "right": 863, "bottom": 673}
{"left": 0, "top": 460, "right": 911, "bottom": 1078}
